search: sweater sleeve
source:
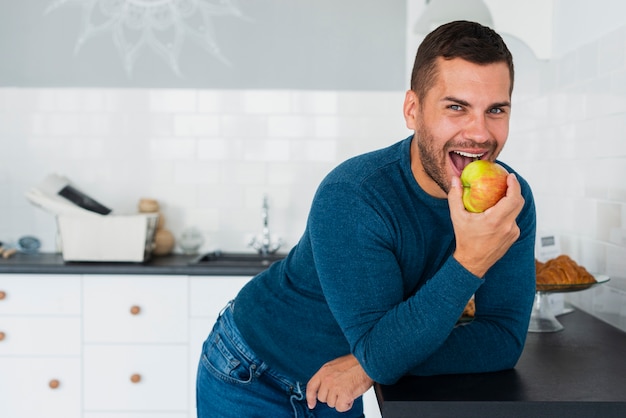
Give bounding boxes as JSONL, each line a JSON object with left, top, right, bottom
{"left": 307, "top": 176, "right": 536, "bottom": 384}
{"left": 409, "top": 183, "right": 537, "bottom": 376}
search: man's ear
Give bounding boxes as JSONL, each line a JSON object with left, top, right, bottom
{"left": 403, "top": 90, "right": 418, "bottom": 131}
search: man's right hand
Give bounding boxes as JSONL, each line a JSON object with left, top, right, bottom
{"left": 306, "top": 354, "right": 373, "bottom": 412}
{"left": 448, "top": 173, "right": 524, "bottom": 278}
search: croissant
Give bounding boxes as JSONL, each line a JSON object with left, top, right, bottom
{"left": 464, "top": 255, "right": 595, "bottom": 317}
{"left": 535, "top": 254, "right": 596, "bottom": 285}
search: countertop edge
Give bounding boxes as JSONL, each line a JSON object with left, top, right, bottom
{"left": 378, "top": 400, "right": 626, "bottom": 418}
{"left": 0, "top": 253, "right": 267, "bottom": 276}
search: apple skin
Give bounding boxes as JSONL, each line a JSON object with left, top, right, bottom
{"left": 460, "top": 160, "right": 509, "bottom": 213}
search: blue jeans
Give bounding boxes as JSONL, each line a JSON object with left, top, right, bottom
{"left": 196, "top": 302, "right": 364, "bottom": 418}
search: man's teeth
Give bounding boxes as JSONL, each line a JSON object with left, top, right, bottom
{"left": 453, "top": 151, "right": 485, "bottom": 158}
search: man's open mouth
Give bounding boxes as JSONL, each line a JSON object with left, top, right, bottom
{"left": 449, "top": 150, "right": 486, "bottom": 175}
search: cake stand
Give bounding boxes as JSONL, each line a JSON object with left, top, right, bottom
{"left": 528, "top": 275, "right": 610, "bottom": 333}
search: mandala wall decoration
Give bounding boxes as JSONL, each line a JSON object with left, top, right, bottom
{"left": 45, "top": 0, "right": 248, "bottom": 77}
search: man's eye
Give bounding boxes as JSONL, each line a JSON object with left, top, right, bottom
{"left": 489, "top": 108, "right": 504, "bottom": 114}
{"left": 449, "top": 104, "right": 462, "bottom": 111}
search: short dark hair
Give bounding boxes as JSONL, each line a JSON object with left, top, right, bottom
{"left": 410, "top": 20, "right": 514, "bottom": 101}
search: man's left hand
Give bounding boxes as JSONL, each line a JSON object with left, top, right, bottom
{"left": 306, "top": 354, "right": 374, "bottom": 412}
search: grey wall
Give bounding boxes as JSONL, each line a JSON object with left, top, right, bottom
{"left": 0, "top": 0, "right": 406, "bottom": 90}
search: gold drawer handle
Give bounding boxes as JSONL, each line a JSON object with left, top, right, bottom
{"left": 0, "top": 331, "right": 5, "bottom": 341}
{"left": 0, "top": 290, "right": 6, "bottom": 300}
{"left": 130, "top": 305, "right": 141, "bottom": 315}
{"left": 49, "top": 379, "right": 60, "bottom": 389}
{"left": 130, "top": 373, "right": 142, "bottom": 383}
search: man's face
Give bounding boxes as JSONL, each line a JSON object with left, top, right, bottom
{"left": 404, "top": 57, "right": 512, "bottom": 198}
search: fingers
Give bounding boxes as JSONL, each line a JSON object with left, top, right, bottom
{"left": 306, "top": 354, "right": 373, "bottom": 412}
{"left": 447, "top": 176, "right": 468, "bottom": 224}
{"left": 307, "top": 388, "right": 353, "bottom": 413}
{"left": 490, "top": 173, "right": 523, "bottom": 218}
{"left": 506, "top": 172, "right": 520, "bottom": 196}
{"left": 335, "top": 398, "right": 355, "bottom": 413}
{"left": 305, "top": 368, "right": 336, "bottom": 409}
{"left": 447, "top": 175, "right": 463, "bottom": 209}
{"left": 305, "top": 374, "right": 320, "bottom": 409}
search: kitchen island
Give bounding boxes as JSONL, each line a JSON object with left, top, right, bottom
{"left": 375, "top": 309, "right": 626, "bottom": 417}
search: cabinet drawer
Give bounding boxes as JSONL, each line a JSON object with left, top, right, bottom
{"left": 0, "top": 275, "right": 81, "bottom": 315}
{"left": 0, "top": 317, "right": 81, "bottom": 356}
{"left": 0, "top": 357, "right": 81, "bottom": 418}
{"left": 189, "top": 276, "right": 250, "bottom": 318}
{"left": 83, "top": 275, "right": 188, "bottom": 343}
{"left": 84, "top": 344, "right": 188, "bottom": 412}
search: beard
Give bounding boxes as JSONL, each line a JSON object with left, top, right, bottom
{"left": 415, "top": 117, "right": 499, "bottom": 195}
{"left": 415, "top": 122, "right": 453, "bottom": 194}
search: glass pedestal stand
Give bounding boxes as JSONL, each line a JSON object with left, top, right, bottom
{"left": 528, "top": 291, "right": 563, "bottom": 332}
{"left": 528, "top": 276, "right": 609, "bottom": 333}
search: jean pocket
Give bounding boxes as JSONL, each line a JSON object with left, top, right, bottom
{"left": 201, "top": 330, "right": 255, "bottom": 385}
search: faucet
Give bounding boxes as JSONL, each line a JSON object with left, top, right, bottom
{"left": 249, "top": 194, "right": 282, "bottom": 256}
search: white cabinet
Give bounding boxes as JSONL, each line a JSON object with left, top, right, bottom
{"left": 189, "top": 275, "right": 250, "bottom": 319}
{"left": 0, "top": 272, "right": 250, "bottom": 418}
{"left": 0, "top": 357, "right": 82, "bottom": 418}
{"left": 0, "top": 274, "right": 82, "bottom": 418}
{"left": 0, "top": 272, "right": 380, "bottom": 417}
{"left": 188, "top": 275, "right": 251, "bottom": 418}
{"left": 0, "top": 274, "right": 81, "bottom": 315}
{"left": 0, "top": 317, "right": 81, "bottom": 356}
{"left": 83, "top": 345, "right": 188, "bottom": 412}
{"left": 82, "top": 275, "right": 189, "bottom": 416}
{"left": 363, "top": 387, "right": 382, "bottom": 418}
{"left": 83, "top": 275, "right": 188, "bottom": 344}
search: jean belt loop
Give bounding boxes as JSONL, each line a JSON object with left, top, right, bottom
{"left": 218, "top": 300, "right": 234, "bottom": 317}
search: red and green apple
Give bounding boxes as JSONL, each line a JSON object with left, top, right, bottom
{"left": 460, "top": 160, "right": 508, "bottom": 213}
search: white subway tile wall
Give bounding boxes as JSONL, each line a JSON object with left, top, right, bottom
{"left": 0, "top": 89, "right": 408, "bottom": 254}
{"left": 501, "top": 25, "right": 626, "bottom": 331}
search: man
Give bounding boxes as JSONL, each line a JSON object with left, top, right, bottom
{"left": 196, "top": 20, "right": 536, "bottom": 417}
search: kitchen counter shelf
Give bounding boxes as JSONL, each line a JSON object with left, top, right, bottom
{"left": 376, "top": 309, "right": 626, "bottom": 418}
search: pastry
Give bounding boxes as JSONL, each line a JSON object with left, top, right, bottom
{"left": 535, "top": 254, "right": 596, "bottom": 287}
{"left": 462, "top": 297, "right": 475, "bottom": 318}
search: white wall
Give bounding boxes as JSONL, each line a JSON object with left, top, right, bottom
{"left": 552, "top": 0, "right": 626, "bottom": 58}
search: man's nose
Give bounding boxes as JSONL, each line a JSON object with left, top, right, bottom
{"left": 463, "top": 113, "right": 490, "bottom": 143}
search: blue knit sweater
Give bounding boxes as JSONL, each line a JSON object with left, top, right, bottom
{"left": 233, "top": 136, "right": 536, "bottom": 385}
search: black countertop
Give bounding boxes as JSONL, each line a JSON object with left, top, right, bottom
{"left": 0, "top": 252, "right": 270, "bottom": 276}
{"left": 375, "top": 310, "right": 626, "bottom": 417}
